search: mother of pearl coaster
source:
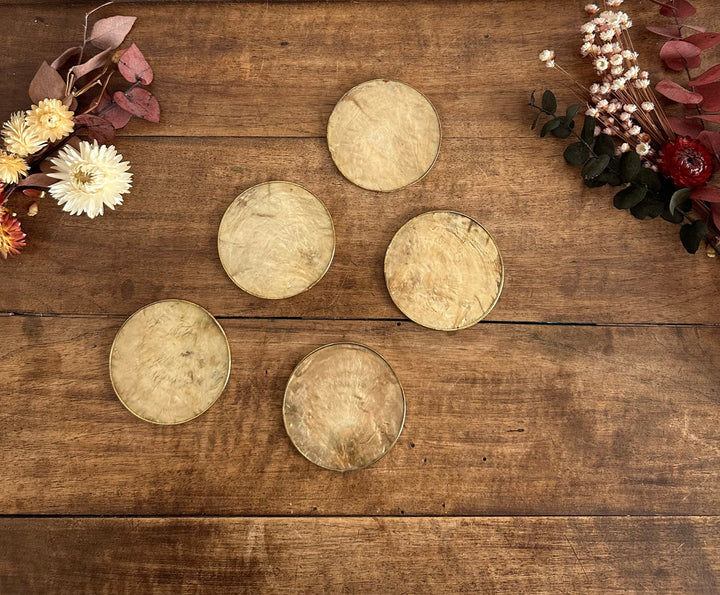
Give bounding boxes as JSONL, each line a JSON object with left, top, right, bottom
{"left": 283, "top": 343, "right": 406, "bottom": 472}
{"left": 218, "top": 181, "right": 335, "bottom": 299}
{"left": 109, "top": 299, "right": 231, "bottom": 424}
{"left": 384, "top": 211, "right": 503, "bottom": 331}
{"left": 327, "top": 79, "right": 441, "bottom": 192}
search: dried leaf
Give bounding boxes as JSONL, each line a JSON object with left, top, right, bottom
{"left": 17, "top": 173, "right": 56, "bottom": 189}
{"left": 50, "top": 46, "right": 82, "bottom": 70}
{"left": 689, "top": 63, "right": 720, "bottom": 86}
{"left": 71, "top": 47, "right": 114, "bottom": 79}
{"left": 712, "top": 203, "right": 720, "bottom": 230}
{"left": 74, "top": 114, "right": 116, "bottom": 144}
{"left": 117, "top": 43, "right": 153, "bottom": 85}
{"left": 698, "top": 130, "right": 720, "bottom": 161}
{"left": 697, "top": 82, "right": 720, "bottom": 111}
{"left": 655, "top": 79, "right": 703, "bottom": 104}
{"left": 660, "top": 40, "right": 702, "bottom": 71}
{"left": 27, "top": 202, "right": 38, "bottom": 217}
{"left": 685, "top": 32, "right": 720, "bottom": 50}
{"left": 646, "top": 25, "right": 683, "bottom": 38}
{"left": 89, "top": 15, "right": 137, "bottom": 50}
{"left": 22, "top": 188, "right": 45, "bottom": 199}
{"left": 650, "top": 0, "right": 697, "bottom": 18}
{"left": 667, "top": 116, "right": 704, "bottom": 138}
{"left": 113, "top": 88, "right": 160, "bottom": 122}
{"left": 93, "top": 92, "right": 133, "bottom": 129}
{"left": 29, "top": 61, "right": 67, "bottom": 104}
{"left": 691, "top": 185, "right": 720, "bottom": 203}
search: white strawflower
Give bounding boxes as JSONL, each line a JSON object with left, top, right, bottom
{"left": 611, "top": 65, "right": 624, "bottom": 76}
{"left": 589, "top": 83, "right": 600, "bottom": 94}
{"left": 607, "top": 0, "right": 623, "bottom": 6}
{"left": 595, "top": 57, "right": 609, "bottom": 72}
{"left": 581, "top": 42, "right": 594, "bottom": 56}
{"left": 603, "top": 127, "right": 614, "bottom": 135}
{"left": 611, "top": 77, "right": 627, "bottom": 90}
{"left": 620, "top": 143, "right": 631, "bottom": 152}
{"left": 539, "top": 49, "right": 555, "bottom": 63}
{"left": 606, "top": 102, "right": 619, "bottom": 114}
{"left": 600, "top": 29, "right": 615, "bottom": 42}
{"left": 581, "top": 23, "right": 597, "bottom": 34}
{"left": 586, "top": 107, "right": 599, "bottom": 117}
{"left": 635, "top": 142, "right": 650, "bottom": 156}
{"left": 48, "top": 140, "right": 132, "bottom": 219}
{"left": 596, "top": 99, "right": 609, "bottom": 109}
{"left": 585, "top": 4, "right": 599, "bottom": 14}
{"left": 546, "top": 59, "right": 555, "bottom": 68}
{"left": 642, "top": 101, "right": 655, "bottom": 112}
{"left": 625, "top": 65, "right": 640, "bottom": 79}
{"left": 0, "top": 150, "right": 28, "bottom": 184}
{"left": 600, "top": 11, "right": 621, "bottom": 26}
{"left": 619, "top": 112, "right": 632, "bottom": 122}
{"left": 601, "top": 43, "right": 615, "bottom": 54}
{"left": 600, "top": 83, "right": 611, "bottom": 94}
{"left": 639, "top": 70, "right": 649, "bottom": 79}
{"left": 2, "top": 112, "right": 46, "bottom": 157}
{"left": 629, "top": 125, "right": 641, "bottom": 136}
{"left": 623, "top": 104, "right": 638, "bottom": 113}
{"left": 635, "top": 79, "right": 650, "bottom": 89}
{"left": 26, "top": 98, "right": 74, "bottom": 143}
{"left": 610, "top": 54, "right": 623, "bottom": 66}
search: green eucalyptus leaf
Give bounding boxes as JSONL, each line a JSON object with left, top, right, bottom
{"left": 582, "top": 154, "right": 611, "bottom": 179}
{"left": 542, "top": 90, "right": 557, "bottom": 114}
{"left": 619, "top": 151, "right": 642, "bottom": 183}
{"left": 594, "top": 134, "right": 615, "bottom": 157}
{"left": 584, "top": 177, "right": 607, "bottom": 188}
{"left": 563, "top": 142, "right": 590, "bottom": 165}
{"left": 540, "top": 118, "right": 560, "bottom": 137}
{"left": 531, "top": 112, "right": 541, "bottom": 130}
{"left": 613, "top": 184, "right": 647, "bottom": 209}
{"left": 581, "top": 116, "right": 596, "bottom": 145}
{"left": 630, "top": 196, "right": 665, "bottom": 219}
{"left": 530, "top": 90, "right": 536, "bottom": 106}
{"left": 661, "top": 207, "right": 685, "bottom": 224}
{"left": 669, "top": 187, "right": 692, "bottom": 215}
{"left": 552, "top": 124, "right": 573, "bottom": 139}
{"left": 680, "top": 220, "right": 708, "bottom": 254}
{"left": 637, "top": 167, "right": 662, "bottom": 192}
{"left": 565, "top": 104, "right": 581, "bottom": 121}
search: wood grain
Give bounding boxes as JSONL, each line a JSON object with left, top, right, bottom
{"left": 1, "top": 138, "right": 719, "bottom": 322}
{"left": 2, "top": 316, "right": 719, "bottom": 515}
{"left": 2, "top": 2, "right": 717, "bottom": 139}
{"left": 1, "top": 516, "right": 718, "bottom": 594}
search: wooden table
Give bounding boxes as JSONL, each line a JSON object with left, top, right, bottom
{"left": 2, "top": 0, "right": 720, "bottom": 592}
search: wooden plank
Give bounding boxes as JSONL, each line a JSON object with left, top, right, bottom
{"left": 3, "top": 1, "right": 716, "bottom": 138}
{"left": 1, "top": 137, "right": 719, "bottom": 323}
{"left": 2, "top": 317, "right": 719, "bottom": 515}
{"left": 1, "top": 516, "right": 718, "bottom": 593}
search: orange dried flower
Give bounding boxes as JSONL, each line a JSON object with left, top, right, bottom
{"left": 0, "top": 209, "right": 27, "bottom": 258}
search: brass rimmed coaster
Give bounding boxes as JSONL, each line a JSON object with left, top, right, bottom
{"left": 283, "top": 343, "right": 406, "bottom": 472}
{"left": 109, "top": 299, "right": 231, "bottom": 425}
{"left": 384, "top": 211, "right": 503, "bottom": 331}
{"left": 327, "top": 79, "right": 441, "bottom": 192}
{"left": 218, "top": 181, "right": 335, "bottom": 299}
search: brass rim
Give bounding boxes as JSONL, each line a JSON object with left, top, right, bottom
{"left": 217, "top": 181, "right": 336, "bottom": 300}
{"left": 384, "top": 210, "right": 504, "bottom": 331}
{"left": 108, "top": 299, "right": 232, "bottom": 425}
{"left": 282, "top": 342, "right": 406, "bottom": 472}
{"left": 327, "top": 79, "right": 442, "bottom": 193}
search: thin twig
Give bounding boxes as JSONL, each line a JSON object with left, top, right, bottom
{"left": 77, "top": 1, "right": 114, "bottom": 65}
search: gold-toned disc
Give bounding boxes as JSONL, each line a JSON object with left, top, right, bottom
{"left": 109, "top": 300, "right": 231, "bottom": 424}
{"left": 218, "top": 181, "right": 335, "bottom": 299}
{"left": 384, "top": 211, "right": 503, "bottom": 331}
{"left": 327, "top": 79, "right": 441, "bottom": 192}
{"left": 283, "top": 343, "right": 406, "bottom": 472}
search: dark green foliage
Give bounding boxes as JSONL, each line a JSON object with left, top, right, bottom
{"left": 613, "top": 185, "right": 647, "bottom": 209}
{"left": 680, "top": 220, "right": 709, "bottom": 254}
{"left": 542, "top": 90, "right": 557, "bottom": 114}
{"left": 563, "top": 142, "right": 589, "bottom": 165}
{"left": 619, "top": 151, "right": 641, "bottom": 183}
{"left": 582, "top": 155, "right": 611, "bottom": 180}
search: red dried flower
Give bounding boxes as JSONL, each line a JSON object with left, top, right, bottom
{"left": 0, "top": 209, "right": 27, "bottom": 259}
{"left": 660, "top": 137, "right": 715, "bottom": 189}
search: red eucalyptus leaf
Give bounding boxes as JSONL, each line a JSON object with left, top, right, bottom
{"left": 50, "top": 46, "right": 81, "bottom": 70}
{"left": 74, "top": 114, "right": 116, "bottom": 144}
{"left": 656, "top": 79, "right": 703, "bottom": 104}
{"left": 89, "top": 15, "right": 137, "bottom": 50}
{"left": 103, "top": 104, "right": 133, "bottom": 129}
{"left": 17, "top": 173, "right": 56, "bottom": 189}
{"left": 113, "top": 88, "right": 160, "bottom": 122}
{"left": 667, "top": 116, "right": 704, "bottom": 138}
{"left": 689, "top": 63, "right": 720, "bottom": 86}
{"left": 71, "top": 47, "right": 114, "bottom": 79}
{"left": 117, "top": 44, "right": 153, "bottom": 85}
{"left": 712, "top": 203, "right": 720, "bottom": 230}
{"left": 698, "top": 131, "right": 720, "bottom": 161}
{"left": 29, "top": 61, "right": 66, "bottom": 104}
{"left": 660, "top": 40, "right": 702, "bottom": 71}
{"left": 652, "top": 0, "right": 697, "bottom": 18}
{"left": 688, "top": 114, "right": 720, "bottom": 124}
{"left": 682, "top": 24, "right": 707, "bottom": 33}
{"left": 697, "top": 82, "right": 720, "bottom": 111}
{"left": 646, "top": 25, "right": 683, "bottom": 38}
{"left": 22, "top": 189, "right": 44, "bottom": 199}
{"left": 685, "top": 32, "right": 720, "bottom": 50}
{"left": 691, "top": 185, "right": 720, "bottom": 203}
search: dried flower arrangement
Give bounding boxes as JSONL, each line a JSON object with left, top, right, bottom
{"left": 530, "top": 0, "right": 720, "bottom": 255}
{"left": 0, "top": 3, "right": 159, "bottom": 259}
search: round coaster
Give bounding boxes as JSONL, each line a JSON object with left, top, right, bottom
{"left": 327, "top": 79, "right": 441, "bottom": 192}
{"left": 109, "top": 300, "right": 231, "bottom": 424}
{"left": 384, "top": 211, "right": 503, "bottom": 331}
{"left": 218, "top": 181, "right": 335, "bottom": 299}
{"left": 283, "top": 343, "right": 405, "bottom": 472}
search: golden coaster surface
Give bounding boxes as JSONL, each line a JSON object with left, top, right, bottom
{"left": 384, "top": 211, "right": 503, "bottom": 331}
{"left": 327, "top": 79, "right": 441, "bottom": 192}
{"left": 109, "top": 299, "right": 231, "bottom": 424}
{"left": 218, "top": 181, "right": 335, "bottom": 299}
{"left": 283, "top": 343, "right": 406, "bottom": 472}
